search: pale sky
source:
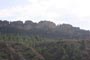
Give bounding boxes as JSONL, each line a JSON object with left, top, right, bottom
{"left": 0, "top": 0, "right": 90, "bottom": 30}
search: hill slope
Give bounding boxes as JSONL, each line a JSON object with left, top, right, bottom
{"left": 0, "top": 42, "right": 45, "bottom": 60}
{"left": 0, "top": 40, "right": 90, "bottom": 60}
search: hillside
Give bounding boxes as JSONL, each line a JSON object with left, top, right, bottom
{"left": 0, "top": 39, "right": 90, "bottom": 60}
{"left": 0, "top": 42, "right": 45, "bottom": 60}
{"left": 0, "top": 20, "right": 90, "bottom": 60}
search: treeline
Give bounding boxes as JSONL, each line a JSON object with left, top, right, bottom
{"left": 0, "top": 20, "right": 90, "bottom": 39}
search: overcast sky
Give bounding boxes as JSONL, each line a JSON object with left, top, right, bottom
{"left": 0, "top": 0, "right": 90, "bottom": 30}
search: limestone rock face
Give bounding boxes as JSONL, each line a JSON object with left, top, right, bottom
{"left": 0, "top": 20, "right": 89, "bottom": 39}
{"left": 36, "top": 21, "right": 56, "bottom": 30}
{"left": 0, "top": 20, "right": 9, "bottom": 27}
{"left": 0, "top": 20, "right": 56, "bottom": 30}
{"left": 24, "top": 20, "right": 35, "bottom": 30}
{"left": 0, "top": 20, "right": 81, "bottom": 32}
{"left": 10, "top": 21, "right": 23, "bottom": 29}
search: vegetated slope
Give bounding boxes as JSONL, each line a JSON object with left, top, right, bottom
{"left": 0, "top": 42, "right": 45, "bottom": 60}
{"left": 0, "top": 20, "right": 90, "bottom": 39}
{"left": 0, "top": 20, "right": 90, "bottom": 60}
{"left": 0, "top": 39, "right": 90, "bottom": 60}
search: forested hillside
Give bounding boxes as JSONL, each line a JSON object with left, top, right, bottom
{"left": 0, "top": 20, "right": 90, "bottom": 60}
{"left": 0, "top": 36, "right": 90, "bottom": 60}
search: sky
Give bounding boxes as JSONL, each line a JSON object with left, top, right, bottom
{"left": 0, "top": 0, "right": 90, "bottom": 30}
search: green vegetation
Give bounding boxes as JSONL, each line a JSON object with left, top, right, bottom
{"left": 0, "top": 20, "right": 90, "bottom": 60}
{"left": 0, "top": 35, "right": 90, "bottom": 60}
